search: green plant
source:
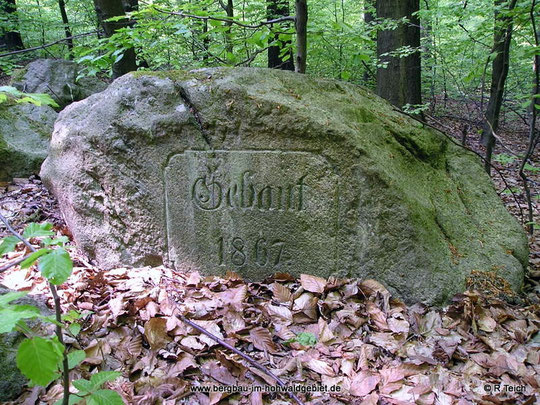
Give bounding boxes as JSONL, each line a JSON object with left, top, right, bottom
{"left": 0, "top": 86, "right": 59, "bottom": 108}
{"left": 284, "top": 332, "right": 317, "bottom": 347}
{"left": 501, "top": 186, "right": 521, "bottom": 195}
{"left": 493, "top": 153, "right": 518, "bottom": 165}
{"left": 0, "top": 219, "right": 123, "bottom": 405}
{"left": 402, "top": 102, "right": 430, "bottom": 115}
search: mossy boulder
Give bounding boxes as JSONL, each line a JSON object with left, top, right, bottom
{"left": 40, "top": 68, "right": 528, "bottom": 305}
{"left": 0, "top": 102, "right": 57, "bottom": 182}
{"left": 11, "top": 59, "right": 107, "bottom": 110}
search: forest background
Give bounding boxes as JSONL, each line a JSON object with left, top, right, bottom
{"left": 2, "top": 0, "right": 538, "bottom": 221}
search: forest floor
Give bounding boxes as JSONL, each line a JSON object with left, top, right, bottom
{"left": 0, "top": 105, "right": 539, "bottom": 405}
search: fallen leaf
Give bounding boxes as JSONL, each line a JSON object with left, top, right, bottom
{"left": 300, "top": 274, "right": 327, "bottom": 293}
{"left": 305, "top": 358, "right": 335, "bottom": 376}
{"left": 350, "top": 371, "right": 380, "bottom": 397}
{"left": 272, "top": 282, "right": 293, "bottom": 303}
{"left": 249, "top": 327, "right": 278, "bottom": 353}
{"left": 144, "top": 317, "right": 171, "bottom": 350}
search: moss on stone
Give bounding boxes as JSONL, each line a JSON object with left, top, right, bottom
{"left": 41, "top": 67, "right": 528, "bottom": 305}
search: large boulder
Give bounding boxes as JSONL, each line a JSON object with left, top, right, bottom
{"left": 0, "top": 102, "right": 57, "bottom": 182}
{"left": 40, "top": 68, "right": 528, "bottom": 304}
{"left": 11, "top": 59, "right": 108, "bottom": 109}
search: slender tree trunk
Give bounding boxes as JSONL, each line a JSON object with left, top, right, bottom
{"left": 203, "top": 13, "right": 209, "bottom": 63}
{"left": 519, "top": 0, "right": 539, "bottom": 235}
{"left": 363, "top": 0, "right": 375, "bottom": 83}
{"left": 480, "top": 0, "right": 518, "bottom": 175}
{"left": 295, "top": 0, "right": 307, "bottom": 73}
{"left": 57, "top": 0, "right": 73, "bottom": 58}
{"left": 267, "top": 0, "right": 294, "bottom": 70}
{"left": 221, "top": 0, "right": 234, "bottom": 59}
{"left": 93, "top": 0, "right": 138, "bottom": 78}
{"left": 376, "top": 0, "right": 422, "bottom": 109}
{"left": 528, "top": 5, "right": 539, "bottom": 133}
{"left": 0, "top": 0, "right": 24, "bottom": 50}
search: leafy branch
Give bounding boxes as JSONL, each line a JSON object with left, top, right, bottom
{"left": 0, "top": 214, "right": 124, "bottom": 405}
{"left": 0, "top": 31, "right": 101, "bottom": 59}
{"left": 150, "top": 6, "right": 295, "bottom": 30}
{"left": 0, "top": 86, "right": 59, "bottom": 108}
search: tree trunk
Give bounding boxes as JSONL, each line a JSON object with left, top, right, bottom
{"left": 267, "top": 0, "right": 294, "bottom": 70}
{"left": 222, "top": 0, "right": 234, "bottom": 59}
{"left": 376, "top": 0, "right": 421, "bottom": 109}
{"left": 295, "top": 0, "right": 307, "bottom": 73}
{"left": 122, "top": 0, "right": 139, "bottom": 12}
{"left": 93, "top": 0, "right": 138, "bottom": 78}
{"left": 0, "top": 0, "right": 24, "bottom": 50}
{"left": 363, "top": 0, "right": 375, "bottom": 83}
{"left": 480, "top": 0, "right": 518, "bottom": 175}
{"left": 58, "top": 0, "right": 73, "bottom": 58}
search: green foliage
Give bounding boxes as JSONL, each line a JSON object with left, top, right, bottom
{"left": 0, "top": 222, "right": 73, "bottom": 283}
{"left": 0, "top": 86, "right": 59, "bottom": 108}
{"left": 20, "top": 248, "right": 51, "bottom": 269}
{"left": 0, "top": 292, "right": 41, "bottom": 333}
{"left": 22, "top": 222, "right": 55, "bottom": 238}
{"left": 0, "top": 222, "right": 122, "bottom": 403}
{"left": 0, "top": 236, "right": 19, "bottom": 255}
{"left": 67, "top": 350, "right": 86, "bottom": 369}
{"left": 502, "top": 186, "right": 521, "bottom": 195}
{"left": 16, "top": 336, "right": 63, "bottom": 386}
{"left": 402, "top": 103, "right": 430, "bottom": 115}
{"left": 67, "top": 372, "right": 124, "bottom": 405}
{"left": 85, "top": 389, "right": 124, "bottom": 405}
{"left": 493, "top": 153, "right": 517, "bottom": 165}
{"left": 68, "top": 322, "right": 81, "bottom": 337}
{"left": 38, "top": 248, "right": 73, "bottom": 285}
{"left": 285, "top": 332, "right": 317, "bottom": 346}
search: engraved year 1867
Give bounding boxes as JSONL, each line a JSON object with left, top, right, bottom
{"left": 216, "top": 235, "right": 291, "bottom": 268}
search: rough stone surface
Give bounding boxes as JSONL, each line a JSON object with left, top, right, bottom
{"left": 0, "top": 286, "right": 51, "bottom": 401}
{"left": 41, "top": 68, "right": 529, "bottom": 305}
{"left": 11, "top": 59, "right": 108, "bottom": 109}
{"left": 0, "top": 102, "right": 57, "bottom": 182}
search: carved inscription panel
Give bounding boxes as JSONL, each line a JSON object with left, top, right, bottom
{"left": 165, "top": 151, "right": 339, "bottom": 278}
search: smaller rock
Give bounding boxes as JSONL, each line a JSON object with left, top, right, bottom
{"left": 0, "top": 102, "right": 57, "bottom": 182}
{"left": 11, "top": 59, "right": 108, "bottom": 109}
{"left": 0, "top": 286, "right": 52, "bottom": 401}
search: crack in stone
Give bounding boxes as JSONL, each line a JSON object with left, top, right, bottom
{"left": 176, "top": 83, "right": 212, "bottom": 148}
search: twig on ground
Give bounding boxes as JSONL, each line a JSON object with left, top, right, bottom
{"left": 0, "top": 253, "right": 32, "bottom": 273}
{"left": 483, "top": 116, "right": 522, "bottom": 158}
{"left": 169, "top": 290, "right": 305, "bottom": 405}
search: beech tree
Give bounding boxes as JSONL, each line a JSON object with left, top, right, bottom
{"left": 57, "top": 0, "right": 72, "bottom": 57}
{"left": 93, "top": 0, "right": 137, "bottom": 78}
{"left": 0, "top": 0, "right": 24, "bottom": 50}
{"left": 480, "top": 0, "right": 518, "bottom": 174}
{"left": 267, "top": 0, "right": 294, "bottom": 71}
{"left": 295, "top": 0, "right": 307, "bottom": 73}
{"left": 376, "top": 0, "right": 422, "bottom": 109}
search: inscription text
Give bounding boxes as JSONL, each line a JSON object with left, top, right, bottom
{"left": 192, "top": 170, "right": 307, "bottom": 212}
